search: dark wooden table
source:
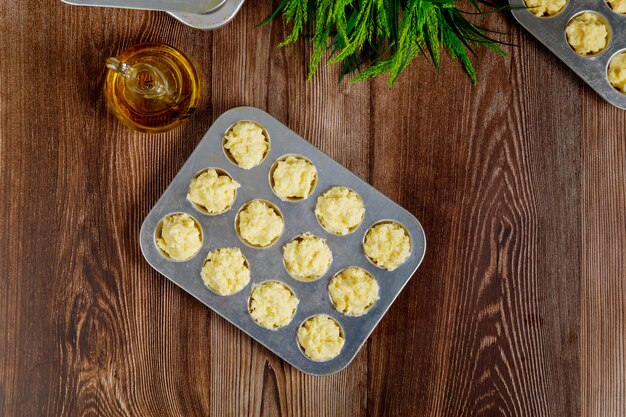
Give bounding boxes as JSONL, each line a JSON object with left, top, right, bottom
{"left": 1, "top": 1, "right": 624, "bottom": 416}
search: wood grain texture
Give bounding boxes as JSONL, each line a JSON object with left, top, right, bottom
{"left": 366, "top": 12, "right": 581, "bottom": 417}
{"left": 0, "top": 1, "right": 623, "bottom": 416}
{"left": 581, "top": 91, "right": 626, "bottom": 417}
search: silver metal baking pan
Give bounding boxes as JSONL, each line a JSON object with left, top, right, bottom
{"left": 61, "top": 0, "right": 226, "bottom": 14}
{"left": 60, "top": 0, "right": 245, "bottom": 30}
{"left": 167, "top": 0, "right": 244, "bottom": 30}
{"left": 139, "top": 107, "right": 427, "bottom": 376}
{"left": 510, "top": 0, "right": 626, "bottom": 109}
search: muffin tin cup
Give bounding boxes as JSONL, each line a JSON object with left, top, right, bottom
{"left": 140, "top": 107, "right": 426, "bottom": 376}
{"left": 510, "top": 0, "right": 626, "bottom": 109}
{"left": 201, "top": 249, "right": 250, "bottom": 296}
{"left": 296, "top": 315, "right": 346, "bottom": 362}
{"left": 154, "top": 212, "right": 204, "bottom": 262}
{"left": 314, "top": 186, "right": 365, "bottom": 236}
{"left": 188, "top": 167, "right": 239, "bottom": 215}
{"left": 328, "top": 267, "right": 380, "bottom": 317}
{"left": 282, "top": 233, "right": 333, "bottom": 282}
{"left": 247, "top": 280, "right": 299, "bottom": 330}
{"left": 362, "top": 220, "right": 413, "bottom": 271}
{"left": 235, "top": 199, "right": 285, "bottom": 248}
{"left": 222, "top": 120, "right": 271, "bottom": 169}
{"left": 269, "top": 154, "right": 318, "bottom": 202}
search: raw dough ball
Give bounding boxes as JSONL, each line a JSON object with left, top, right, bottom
{"left": 608, "top": 52, "right": 626, "bottom": 93}
{"left": 223, "top": 121, "right": 270, "bottom": 169}
{"left": 249, "top": 281, "right": 299, "bottom": 329}
{"left": 237, "top": 200, "right": 284, "bottom": 247}
{"left": 315, "top": 186, "right": 365, "bottom": 235}
{"left": 187, "top": 168, "right": 240, "bottom": 214}
{"left": 156, "top": 213, "right": 202, "bottom": 261}
{"left": 283, "top": 233, "right": 332, "bottom": 281}
{"left": 566, "top": 12, "right": 609, "bottom": 56}
{"left": 201, "top": 247, "right": 250, "bottom": 295}
{"left": 328, "top": 267, "right": 379, "bottom": 316}
{"left": 363, "top": 222, "right": 411, "bottom": 271}
{"left": 297, "top": 315, "right": 345, "bottom": 361}
{"left": 271, "top": 156, "right": 317, "bottom": 200}
{"left": 523, "top": 0, "right": 566, "bottom": 17}
{"left": 608, "top": 0, "right": 626, "bottom": 14}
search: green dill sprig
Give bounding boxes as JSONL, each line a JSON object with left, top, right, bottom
{"left": 264, "top": 0, "right": 508, "bottom": 85}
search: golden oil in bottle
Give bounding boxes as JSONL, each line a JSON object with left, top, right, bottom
{"left": 104, "top": 43, "right": 200, "bottom": 134}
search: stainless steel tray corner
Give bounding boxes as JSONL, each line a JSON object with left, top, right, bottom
{"left": 60, "top": 0, "right": 245, "bottom": 30}
{"left": 167, "top": 0, "right": 244, "bottom": 30}
{"left": 510, "top": 0, "right": 626, "bottom": 109}
{"left": 61, "top": 0, "right": 226, "bottom": 14}
{"left": 140, "top": 107, "right": 426, "bottom": 375}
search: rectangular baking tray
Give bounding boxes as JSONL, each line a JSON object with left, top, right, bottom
{"left": 139, "top": 107, "right": 427, "bottom": 375}
{"left": 60, "top": 0, "right": 245, "bottom": 30}
{"left": 167, "top": 0, "right": 244, "bottom": 30}
{"left": 510, "top": 0, "right": 626, "bottom": 109}
{"left": 61, "top": 0, "right": 225, "bottom": 14}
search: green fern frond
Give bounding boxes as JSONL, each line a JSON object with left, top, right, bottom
{"left": 266, "top": 0, "right": 509, "bottom": 85}
{"left": 278, "top": 0, "right": 309, "bottom": 46}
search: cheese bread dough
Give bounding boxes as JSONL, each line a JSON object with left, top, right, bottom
{"left": 249, "top": 281, "right": 299, "bottom": 329}
{"left": 201, "top": 247, "right": 250, "bottom": 295}
{"left": 523, "top": 0, "right": 566, "bottom": 17}
{"left": 283, "top": 233, "right": 332, "bottom": 281}
{"left": 156, "top": 213, "right": 202, "bottom": 261}
{"left": 608, "top": 0, "right": 626, "bottom": 14}
{"left": 271, "top": 156, "right": 317, "bottom": 200}
{"left": 566, "top": 12, "right": 609, "bottom": 56}
{"left": 187, "top": 169, "right": 240, "bottom": 214}
{"left": 608, "top": 52, "right": 626, "bottom": 93}
{"left": 237, "top": 200, "right": 284, "bottom": 247}
{"left": 328, "top": 267, "right": 379, "bottom": 316}
{"left": 363, "top": 222, "right": 411, "bottom": 271}
{"left": 223, "top": 121, "right": 269, "bottom": 169}
{"left": 315, "top": 186, "right": 365, "bottom": 235}
{"left": 297, "top": 315, "right": 345, "bottom": 361}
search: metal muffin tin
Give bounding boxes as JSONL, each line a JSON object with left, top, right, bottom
{"left": 60, "top": 0, "right": 246, "bottom": 30}
{"left": 139, "top": 107, "right": 427, "bottom": 375}
{"left": 60, "top": 0, "right": 226, "bottom": 14}
{"left": 510, "top": 0, "right": 626, "bottom": 109}
{"left": 167, "top": 0, "right": 244, "bottom": 30}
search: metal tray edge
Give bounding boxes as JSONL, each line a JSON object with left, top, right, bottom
{"left": 167, "top": 0, "right": 245, "bottom": 30}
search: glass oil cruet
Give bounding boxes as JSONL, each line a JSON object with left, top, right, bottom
{"left": 104, "top": 43, "right": 200, "bottom": 133}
